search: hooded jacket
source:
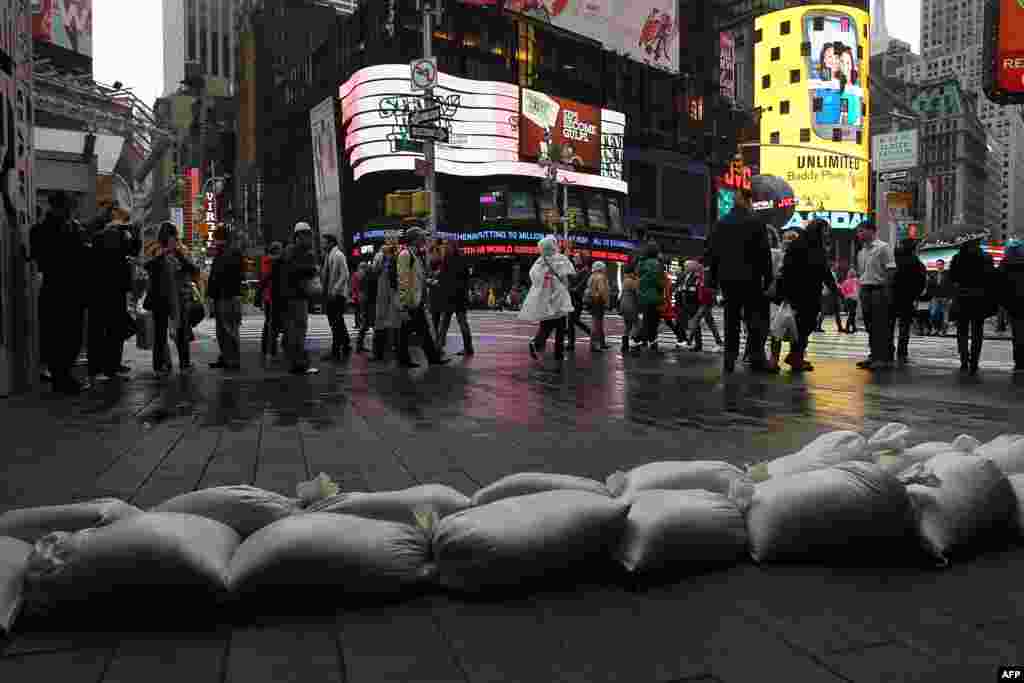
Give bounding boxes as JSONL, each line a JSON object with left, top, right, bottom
{"left": 519, "top": 238, "right": 576, "bottom": 322}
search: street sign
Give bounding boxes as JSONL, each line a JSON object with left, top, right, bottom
{"left": 410, "top": 125, "right": 449, "bottom": 143}
{"left": 395, "top": 138, "right": 424, "bottom": 154}
{"left": 410, "top": 58, "right": 437, "bottom": 91}
{"left": 879, "top": 170, "right": 909, "bottom": 182}
{"left": 448, "top": 132, "right": 470, "bottom": 147}
{"left": 415, "top": 158, "right": 433, "bottom": 177}
{"left": 887, "top": 181, "right": 913, "bottom": 193}
{"left": 409, "top": 106, "right": 441, "bottom": 127}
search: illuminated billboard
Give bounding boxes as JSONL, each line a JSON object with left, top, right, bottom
{"left": 520, "top": 89, "right": 602, "bottom": 174}
{"left": 339, "top": 65, "right": 627, "bottom": 194}
{"left": 754, "top": 5, "right": 870, "bottom": 217}
{"left": 311, "top": 96, "right": 343, "bottom": 239}
{"left": 32, "top": 0, "right": 92, "bottom": 57}
{"left": 504, "top": 0, "right": 679, "bottom": 74}
{"left": 983, "top": 0, "right": 1024, "bottom": 104}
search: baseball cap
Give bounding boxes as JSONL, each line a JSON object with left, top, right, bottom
{"left": 293, "top": 221, "right": 313, "bottom": 234}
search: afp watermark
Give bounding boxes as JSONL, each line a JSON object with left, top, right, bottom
{"left": 999, "top": 667, "right": 1024, "bottom": 680}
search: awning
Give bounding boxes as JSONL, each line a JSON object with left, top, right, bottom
{"left": 34, "top": 127, "right": 125, "bottom": 175}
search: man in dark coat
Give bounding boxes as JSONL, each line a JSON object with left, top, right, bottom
{"left": 86, "top": 216, "right": 136, "bottom": 381}
{"left": 207, "top": 230, "right": 245, "bottom": 370}
{"left": 706, "top": 186, "right": 774, "bottom": 373}
{"left": 433, "top": 241, "right": 474, "bottom": 355}
{"left": 31, "top": 191, "right": 91, "bottom": 394}
{"left": 279, "top": 222, "right": 320, "bottom": 375}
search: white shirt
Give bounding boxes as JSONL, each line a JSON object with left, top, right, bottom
{"left": 857, "top": 239, "right": 894, "bottom": 286}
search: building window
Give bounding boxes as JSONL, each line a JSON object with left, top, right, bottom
{"left": 801, "top": 41, "right": 810, "bottom": 57}
{"left": 628, "top": 161, "right": 657, "bottom": 218}
{"left": 754, "top": 28, "right": 762, "bottom": 43}
{"left": 771, "top": 46, "right": 780, "bottom": 61}
{"left": 211, "top": 31, "right": 219, "bottom": 75}
{"left": 781, "top": 21, "right": 791, "bottom": 35}
{"left": 790, "top": 69, "right": 800, "bottom": 84}
{"left": 813, "top": 96, "right": 822, "bottom": 112}
{"left": 833, "top": 128, "right": 843, "bottom": 142}
{"left": 770, "top": 131, "right": 780, "bottom": 144}
{"left": 800, "top": 129, "right": 811, "bottom": 142}
{"left": 762, "top": 74, "right": 770, "bottom": 88}
{"left": 780, "top": 100, "right": 790, "bottom": 114}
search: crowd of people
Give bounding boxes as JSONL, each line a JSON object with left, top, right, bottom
{"left": 29, "top": 186, "right": 1024, "bottom": 396}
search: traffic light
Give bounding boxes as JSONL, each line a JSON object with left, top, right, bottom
{"left": 411, "top": 190, "right": 430, "bottom": 217}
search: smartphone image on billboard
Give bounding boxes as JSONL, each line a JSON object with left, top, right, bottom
{"left": 805, "top": 10, "right": 863, "bottom": 142}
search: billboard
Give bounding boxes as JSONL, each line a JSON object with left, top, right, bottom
{"left": 872, "top": 129, "right": 919, "bottom": 172}
{"left": 520, "top": 89, "right": 602, "bottom": 174}
{"left": 720, "top": 32, "right": 736, "bottom": 104}
{"left": 32, "top": 0, "right": 92, "bottom": 57}
{"left": 311, "top": 96, "right": 343, "bottom": 240}
{"left": 339, "top": 65, "right": 627, "bottom": 194}
{"left": 754, "top": 5, "right": 870, "bottom": 217}
{"left": 984, "top": 0, "right": 1024, "bottom": 104}
{"left": 503, "top": 0, "right": 679, "bottom": 74}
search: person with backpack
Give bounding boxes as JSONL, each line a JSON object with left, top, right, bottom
{"left": 585, "top": 261, "right": 611, "bottom": 351}
{"left": 891, "top": 239, "right": 928, "bottom": 366}
{"left": 949, "top": 241, "right": 997, "bottom": 375}
{"left": 522, "top": 236, "right": 576, "bottom": 362}
{"left": 372, "top": 240, "right": 402, "bottom": 361}
{"left": 259, "top": 242, "right": 284, "bottom": 361}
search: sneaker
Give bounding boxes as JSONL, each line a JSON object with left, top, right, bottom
{"left": 290, "top": 366, "right": 320, "bottom": 375}
{"left": 528, "top": 341, "right": 539, "bottom": 360}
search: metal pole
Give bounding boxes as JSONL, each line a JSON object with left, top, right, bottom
{"left": 423, "top": 4, "right": 437, "bottom": 234}
{"left": 563, "top": 181, "right": 568, "bottom": 243}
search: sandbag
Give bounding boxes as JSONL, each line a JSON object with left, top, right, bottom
{"left": 975, "top": 434, "right": 1024, "bottom": 476}
{"left": 901, "top": 453, "right": 1018, "bottom": 562}
{"left": 23, "top": 513, "right": 240, "bottom": 613}
{"left": 307, "top": 484, "right": 471, "bottom": 524}
{"left": 473, "top": 473, "right": 609, "bottom": 506}
{"left": 746, "top": 462, "right": 913, "bottom": 563}
{"left": 0, "top": 536, "right": 31, "bottom": 634}
{"left": 434, "top": 490, "right": 629, "bottom": 592}
{"left": 0, "top": 499, "right": 142, "bottom": 544}
{"left": 606, "top": 461, "right": 744, "bottom": 499}
{"left": 228, "top": 513, "right": 433, "bottom": 595}
{"left": 1010, "top": 474, "right": 1024, "bottom": 536}
{"left": 150, "top": 486, "right": 300, "bottom": 537}
{"left": 616, "top": 490, "right": 747, "bottom": 574}
{"left": 876, "top": 435, "right": 979, "bottom": 476}
{"left": 746, "top": 430, "right": 870, "bottom": 482}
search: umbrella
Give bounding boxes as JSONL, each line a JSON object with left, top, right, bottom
{"left": 920, "top": 224, "right": 990, "bottom": 249}
{"left": 750, "top": 175, "right": 797, "bottom": 229}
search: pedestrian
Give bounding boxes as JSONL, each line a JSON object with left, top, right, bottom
{"left": 143, "top": 222, "right": 198, "bottom": 378}
{"left": 915, "top": 272, "right": 935, "bottom": 336}
{"left": 259, "top": 242, "right": 284, "bottom": 361}
{"left": 891, "top": 239, "right": 928, "bottom": 366}
{"left": 371, "top": 240, "right": 402, "bottom": 361}
{"left": 765, "top": 227, "right": 789, "bottom": 372}
{"left": 619, "top": 264, "right": 640, "bottom": 353}
{"left": 839, "top": 268, "right": 861, "bottom": 333}
{"left": 434, "top": 240, "right": 474, "bottom": 356}
{"left": 567, "top": 253, "right": 593, "bottom": 352}
{"left": 676, "top": 260, "right": 700, "bottom": 349}
{"left": 949, "top": 240, "right": 997, "bottom": 376}
{"left": 817, "top": 263, "right": 844, "bottom": 332}
{"left": 351, "top": 260, "right": 363, "bottom": 332}
{"left": 522, "top": 235, "right": 576, "bottom": 362}
{"left": 396, "top": 227, "right": 449, "bottom": 368}
{"left": 930, "top": 259, "right": 953, "bottom": 335}
{"left": 207, "top": 230, "right": 245, "bottom": 371}
{"left": 279, "top": 222, "right": 320, "bottom": 375}
{"left": 320, "top": 233, "right": 352, "bottom": 361}
{"left": 685, "top": 260, "right": 723, "bottom": 352}
{"left": 31, "top": 191, "right": 91, "bottom": 393}
{"left": 586, "top": 260, "right": 611, "bottom": 351}
{"left": 86, "top": 212, "right": 135, "bottom": 383}
{"left": 354, "top": 262, "right": 375, "bottom": 353}
{"left": 706, "top": 186, "right": 774, "bottom": 373}
{"left": 998, "top": 240, "right": 1024, "bottom": 373}
{"left": 855, "top": 220, "right": 895, "bottom": 371}
{"left": 777, "top": 219, "right": 840, "bottom": 372}
{"left": 635, "top": 241, "right": 667, "bottom": 353}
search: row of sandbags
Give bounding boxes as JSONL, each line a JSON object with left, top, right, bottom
{"left": 1, "top": 428, "right": 1022, "bottom": 634}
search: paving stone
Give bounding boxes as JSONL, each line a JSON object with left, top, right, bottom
{"left": 131, "top": 423, "right": 224, "bottom": 507}
{"left": 826, "top": 643, "right": 976, "bottom": 683}
{"left": 197, "top": 420, "right": 262, "bottom": 488}
{"left": 253, "top": 423, "right": 305, "bottom": 496}
{"left": 102, "top": 630, "right": 227, "bottom": 683}
{"left": 90, "top": 418, "right": 196, "bottom": 502}
{"left": 225, "top": 621, "right": 343, "bottom": 683}
{"left": 0, "top": 647, "right": 112, "bottom": 680}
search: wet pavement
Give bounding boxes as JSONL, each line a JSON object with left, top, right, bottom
{"left": 1, "top": 312, "right": 1023, "bottom": 682}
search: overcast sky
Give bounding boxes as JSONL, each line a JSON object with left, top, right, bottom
{"left": 91, "top": 0, "right": 922, "bottom": 112}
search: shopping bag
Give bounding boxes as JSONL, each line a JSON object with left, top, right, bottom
{"left": 135, "top": 311, "right": 154, "bottom": 350}
{"left": 770, "top": 302, "right": 799, "bottom": 342}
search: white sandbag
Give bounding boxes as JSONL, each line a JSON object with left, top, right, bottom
{"left": 306, "top": 484, "right": 471, "bottom": 524}
{"left": 434, "top": 490, "right": 629, "bottom": 592}
{"left": 606, "top": 461, "right": 745, "bottom": 498}
{"left": 746, "top": 462, "right": 913, "bottom": 563}
{"left": 975, "top": 434, "right": 1024, "bottom": 476}
{"left": 1010, "top": 475, "right": 1024, "bottom": 536}
{"left": 150, "top": 486, "right": 300, "bottom": 537}
{"left": 746, "top": 430, "right": 869, "bottom": 482}
{"left": 473, "top": 473, "right": 609, "bottom": 506}
{"left": 0, "top": 499, "right": 142, "bottom": 544}
{"left": 876, "top": 435, "right": 978, "bottom": 476}
{"left": 0, "top": 536, "right": 31, "bottom": 634}
{"left": 866, "top": 423, "right": 912, "bottom": 453}
{"left": 616, "top": 490, "right": 747, "bottom": 574}
{"left": 901, "top": 453, "right": 1018, "bottom": 562}
{"left": 228, "top": 513, "right": 433, "bottom": 595}
{"left": 23, "top": 513, "right": 240, "bottom": 613}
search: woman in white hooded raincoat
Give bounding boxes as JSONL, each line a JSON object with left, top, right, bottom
{"left": 520, "top": 236, "right": 576, "bottom": 360}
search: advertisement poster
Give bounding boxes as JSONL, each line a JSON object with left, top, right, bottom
{"left": 32, "top": 0, "right": 92, "bottom": 57}
{"left": 754, "top": 6, "right": 869, "bottom": 216}
{"left": 310, "top": 96, "right": 342, "bottom": 240}
{"left": 503, "top": 0, "right": 679, "bottom": 74}
{"left": 996, "top": 0, "right": 1024, "bottom": 93}
{"left": 720, "top": 32, "right": 736, "bottom": 104}
{"left": 521, "top": 88, "right": 602, "bottom": 173}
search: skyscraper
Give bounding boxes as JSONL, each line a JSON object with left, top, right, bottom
{"left": 920, "top": 0, "right": 984, "bottom": 57}
{"left": 871, "top": 0, "right": 891, "bottom": 55}
{"left": 163, "top": 0, "right": 241, "bottom": 98}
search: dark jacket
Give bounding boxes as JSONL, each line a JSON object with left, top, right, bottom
{"left": 279, "top": 243, "right": 318, "bottom": 302}
{"left": 999, "top": 252, "right": 1024, "bottom": 318}
{"left": 144, "top": 251, "right": 198, "bottom": 315}
{"left": 434, "top": 252, "right": 469, "bottom": 314}
{"left": 949, "top": 246, "right": 996, "bottom": 320}
{"left": 636, "top": 257, "right": 664, "bottom": 307}
{"left": 707, "top": 207, "right": 773, "bottom": 290}
{"left": 31, "top": 213, "right": 90, "bottom": 299}
{"left": 892, "top": 245, "right": 928, "bottom": 316}
{"left": 92, "top": 224, "right": 134, "bottom": 295}
{"left": 208, "top": 247, "right": 244, "bottom": 300}
{"left": 779, "top": 227, "right": 838, "bottom": 309}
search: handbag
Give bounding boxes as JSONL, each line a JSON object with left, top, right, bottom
{"left": 304, "top": 273, "right": 324, "bottom": 298}
{"left": 135, "top": 311, "right": 154, "bottom": 350}
{"left": 770, "top": 302, "right": 799, "bottom": 342}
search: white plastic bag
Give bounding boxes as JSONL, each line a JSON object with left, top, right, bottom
{"left": 296, "top": 473, "right": 340, "bottom": 507}
{"left": 901, "top": 452, "right": 1017, "bottom": 562}
{"left": 975, "top": 434, "right": 1024, "bottom": 476}
{"left": 607, "top": 461, "right": 745, "bottom": 499}
{"left": 769, "top": 302, "right": 798, "bottom": 342}
{"left": 746, "top": 462, "right": 913, "bottom": 563}
{"left": 616, "top": 490, "right": 747, "bottom": 574}
{"left": 747, "top": 430, "right": 869, "bottom": 483}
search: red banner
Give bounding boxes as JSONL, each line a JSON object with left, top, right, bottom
{"left": 520, "top": 89, "right": 602, "bottom": 174}
{"left": 997, "top": 0, "right": 1024, "bottom": 92}
{"left": 183, "top": 168, "right": 200, "bottom": 243}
